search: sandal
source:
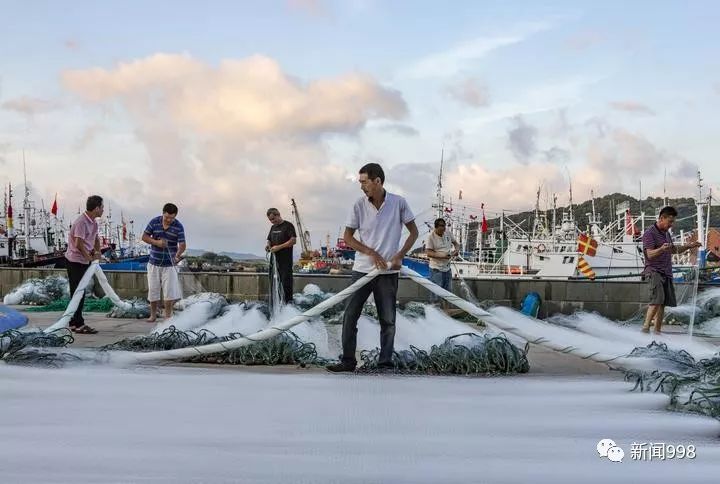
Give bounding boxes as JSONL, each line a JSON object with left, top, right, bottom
{"left": 71, "top": 325, "right": 98, "bottom": 334}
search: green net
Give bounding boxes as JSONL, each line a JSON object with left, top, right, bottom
{"left": 24, "top": 297, "right": 115, "bottom": 313}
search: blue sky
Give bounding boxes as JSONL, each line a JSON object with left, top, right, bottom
{"left": 1, "top": 0, "right": 718, "bottom": 252}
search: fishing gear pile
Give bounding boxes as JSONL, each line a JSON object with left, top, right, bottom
{"left": 2, "top": 276, "right": 70, "bottom": 305}
{"left": 358, "top": 333, "right": 529, "bottom": 375}
{"left": 623, "top": 341, "right": 720, "bottom": 420}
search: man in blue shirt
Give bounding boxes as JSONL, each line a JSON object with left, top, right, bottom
{"left": 142, "top": 203, "right": 186, "bottom": 322}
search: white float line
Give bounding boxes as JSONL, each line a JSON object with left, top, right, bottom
{"left": 128, "top": 269, "right": 382, "bottom": 363}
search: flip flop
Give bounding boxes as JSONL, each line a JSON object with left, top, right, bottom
{"left": 71, "top": 325, "right": 98, "bottom": 334}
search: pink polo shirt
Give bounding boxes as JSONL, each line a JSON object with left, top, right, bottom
{"left": 65, "top": 212, "right": 99, "bottom": 264}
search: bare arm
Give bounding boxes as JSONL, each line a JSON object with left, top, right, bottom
{"left": 672, "top": 241, "right": 701, "bottom": 254}
{"left": 142, "top": 233, "right": 165, "bottom": 248}
{"left": 176, "top": 242, "right": 186, "bottom": 259}
{"left": 271, "top": 237, "right": 297, "bottom": 251}
{"left": 426, "top": 248, "right": 450, "bottom": 259}
{"left": 390, "top": 221, "right": 419, "bottom": 269}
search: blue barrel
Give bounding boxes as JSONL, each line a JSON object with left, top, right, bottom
{"left": 0, "top": 304, "right": 28, "bottom": 332}
{"left": 520, "top": 292, "right": 541, "bottom": 318}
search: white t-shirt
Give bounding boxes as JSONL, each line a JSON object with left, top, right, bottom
{"left": 425, "top": 231, "right": 457, "bottom": 271}
{"left": 346, "top": 192, "right": 415, "bottom": 273}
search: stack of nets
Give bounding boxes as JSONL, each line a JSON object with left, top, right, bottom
{"left": 358, "top": 333, "right": 529, "bottom": 375}
{"left": 0, "top": 328, "right": 74, "bottom": 366}
{"left": 2, "top": 276, "right": 70, "bottom": 305}
{"left": 102, "top": 326, "right": 324, "bottom": 366}
{"left": 623, "top": 341, "right": 720, "bottom": 420}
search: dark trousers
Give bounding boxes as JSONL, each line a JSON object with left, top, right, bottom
{"left": 269, "top": 258, "right": 294, "bottom": 306}
{"left": 341, "top": 271, "right": 399, "bottom": 365}
{"left": 66, "top": 260, "right": 90, "bottom": 328}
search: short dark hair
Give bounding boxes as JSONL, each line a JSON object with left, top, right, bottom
{"left": 267, "top": 208, "right": 280, "bottom": 216}
{"left": 434, "top": 218, "right": 446, "bottom": 228}
{"left": 659, "top": 206, "right": 678, "bottom": 218}
{"left": 86, "top": 195, "right": 103, "bottom": 212}
{"left": 359, "top": 163, "right": 385, "bottom": 184}
{"left": 163, "top": 203, "right": 178, "bottom": 215}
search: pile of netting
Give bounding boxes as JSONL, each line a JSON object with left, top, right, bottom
{"left": 22, "top": 296, "right": 150, "bottom": 319}
{"left": 102, "top": 326, "right": 324, "bottom": 366}
{"left": 358, "top": 333, "right": 529, "bottom": 375}
{"left": 622, "top": 341, "right": 720, "bottom": 420}
{"left": 0, "top": 329, "right": 74, "bottom": 362}
{"left": 2, "top": 276, "right": 70, "bottom": 305}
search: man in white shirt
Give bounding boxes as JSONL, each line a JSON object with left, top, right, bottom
{"left": 425, "top": 218, "right": 460, "bottom": 302}
{"left": 327, "top": 163, "right": 418, "bottom": 372}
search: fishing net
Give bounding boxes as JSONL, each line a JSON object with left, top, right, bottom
{"left": 358, "top": 333, "right": 529, "bottom": 375}
{"left": 24, "top": 297, "right": 114, "bottom": 313}
{"left": 107, "top": 298, "right": 150, "bottom": 319}
{"left": 0, "top": 328, "right": 73, "bottom": 360}
{"left": 2, "top": 276, "right": 71, "bottom": 305}
{"left": 622, "top": 341, "right": 720, "bottom": 420}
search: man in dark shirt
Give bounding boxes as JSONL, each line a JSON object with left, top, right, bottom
{"left": 266, "top": 208, "right": 297, "bottom": 309}
{"left": 641, "top": 206, "right": 700, "bottom": 333}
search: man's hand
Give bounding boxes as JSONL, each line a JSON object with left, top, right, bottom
{"left": 688, "top": 241, "right": 702, "bottom": 249}
{"left": 450, "top": 249, "right": 459, "bottom": 258}
{"left": 155, "top": 238, "right": 167, "bottom": 249}
{"left": 174, "top": 256, "right": 184, "bottom": 265}
{"left": 369, "top": 250, "right": 387, "bottom": 270}
{"left": 660, "top": 243, "right": 671, "bottom": 252}
{"left": 270, "top": 245, "right": 281, "bottom": 253}
{"left": 389, "top": 254, "right": 403, "bottom": 270}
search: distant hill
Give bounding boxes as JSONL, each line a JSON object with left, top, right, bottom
{"left": 488, "top": 194, "right": 718, "bottom": 234}
{"left": 186, "top": 249, "right": 265, "bottom": 261}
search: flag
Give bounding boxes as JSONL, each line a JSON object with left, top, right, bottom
{"left": 469, "top": 215, "right": 478, "bottom": 220}
{"left": 6, "top": 184, "right": 13, "bottom": 230}
{"left": 51, "top": 194, "right": 58, "bottom": 216}
{"left": 121, "top": 212, "right": 127, "bottom": 241}
{"left": 577, "top": 233, "right": 598, "bottom": 257}
{"left": 444, "top": 207, "right": 453, "bottom": 213}
{"left": 481, "top": 203, "right": 488, "bottom": 233}
{"left": 625, "top": 209, "right": 639, "bottom": 236}
{"left": 577, "top": 256, "right": 596, "bottom": 280}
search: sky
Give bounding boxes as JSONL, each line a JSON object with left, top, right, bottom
{"left": 1, "top": 0, "right": 719, "bottom": 253}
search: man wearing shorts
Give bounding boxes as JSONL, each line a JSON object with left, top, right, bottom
{"left": 642, "top": 206, "right": 700, "bottom": 333}
{"left": 142, "top": 203, "right": 186, "bottom": 322}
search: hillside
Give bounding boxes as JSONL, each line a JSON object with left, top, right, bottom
{"left": 489, "top": 194, "right": 718, "bottom": 233}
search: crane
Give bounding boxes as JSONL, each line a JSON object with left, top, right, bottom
{"left": 290, "top": 198, "right": 313, "bottom": 257}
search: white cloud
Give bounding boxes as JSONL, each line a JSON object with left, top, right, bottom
{"left": 60, "top": 53, "right": 407, "bottom": 252}
{"left": 398, "top": 22, "right": 553, "bottom": 80}
{"left": 1, "top": 96, "right": 61, "bottom": 116}
{"left": 446, "top": 78, "right": 489, "bottom": 108}
{"left": 608, "top": 101, "right": 655, "bottom": 116}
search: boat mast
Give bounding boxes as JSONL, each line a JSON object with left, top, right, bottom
{"left": 696, "top": 171, "right": 706, "bottom": 269}
{"left": 22, "top": 151, "right": 31, "bottom": 255}
{"left": 434, "top": 148, "right": 444, "bottom": 219}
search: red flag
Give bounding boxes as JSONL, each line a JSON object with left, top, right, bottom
{"left": 481, "top": 203, "right": 488, "bottom": 233}
{"left": 444, "top": 207, "right": 453, "bottom": 213}
{"left": 625, "top": 209, "right": 639, "bottom": 236}
{"left": 51, "top": 194, "right": 58, "bottom": 216}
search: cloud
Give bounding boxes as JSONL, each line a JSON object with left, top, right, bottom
{"left": 64, "top": 39, "right": 79, "bottom": 50}
{"left": 61, "top": 53, "right": 407, "bottom": 252}
{"left": 543, "top": 146, "right": 571, "bottom": 164}
{"left": 446, "top": 78, "right": 489, "bottom": 108}
{"left": 566, "top": 30, "right": 604, "bottom": 51}
{"left": 287, "top": 0, "right": 327, "bottom": 16}
{"left": 671, "top": 160, "right": 698, "bottom": 179}
{"left": 1, "top": 96, "right": 61, "bottom": 116}
{"left": 398, "top": 21, "right": 552, "bottom": 79}
{"left": 506, "top": 115, "right": 537, "bottom": 163}
{"left": 376, "top": 123, "right": 419, "bottom": 136}
{"left": 609, "top": 101, "right": 656, "bottom": 116}
{"left": 714, "top": 82, "right": 720, "bottom": 95}
{"left": 63, "top": 53, "right": 406, "bottom": 140}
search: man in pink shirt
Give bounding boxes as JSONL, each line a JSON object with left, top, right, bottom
{"left": 64, "top": 195, "right": 104, "bottom": 334}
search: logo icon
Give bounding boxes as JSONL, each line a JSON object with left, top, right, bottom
{"left": 597, "top": 439, "right": 624, "bottom": 463}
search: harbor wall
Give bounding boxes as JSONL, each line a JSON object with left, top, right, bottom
{"left": 0, "top": 268, "right": 690, "bottom": 321}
